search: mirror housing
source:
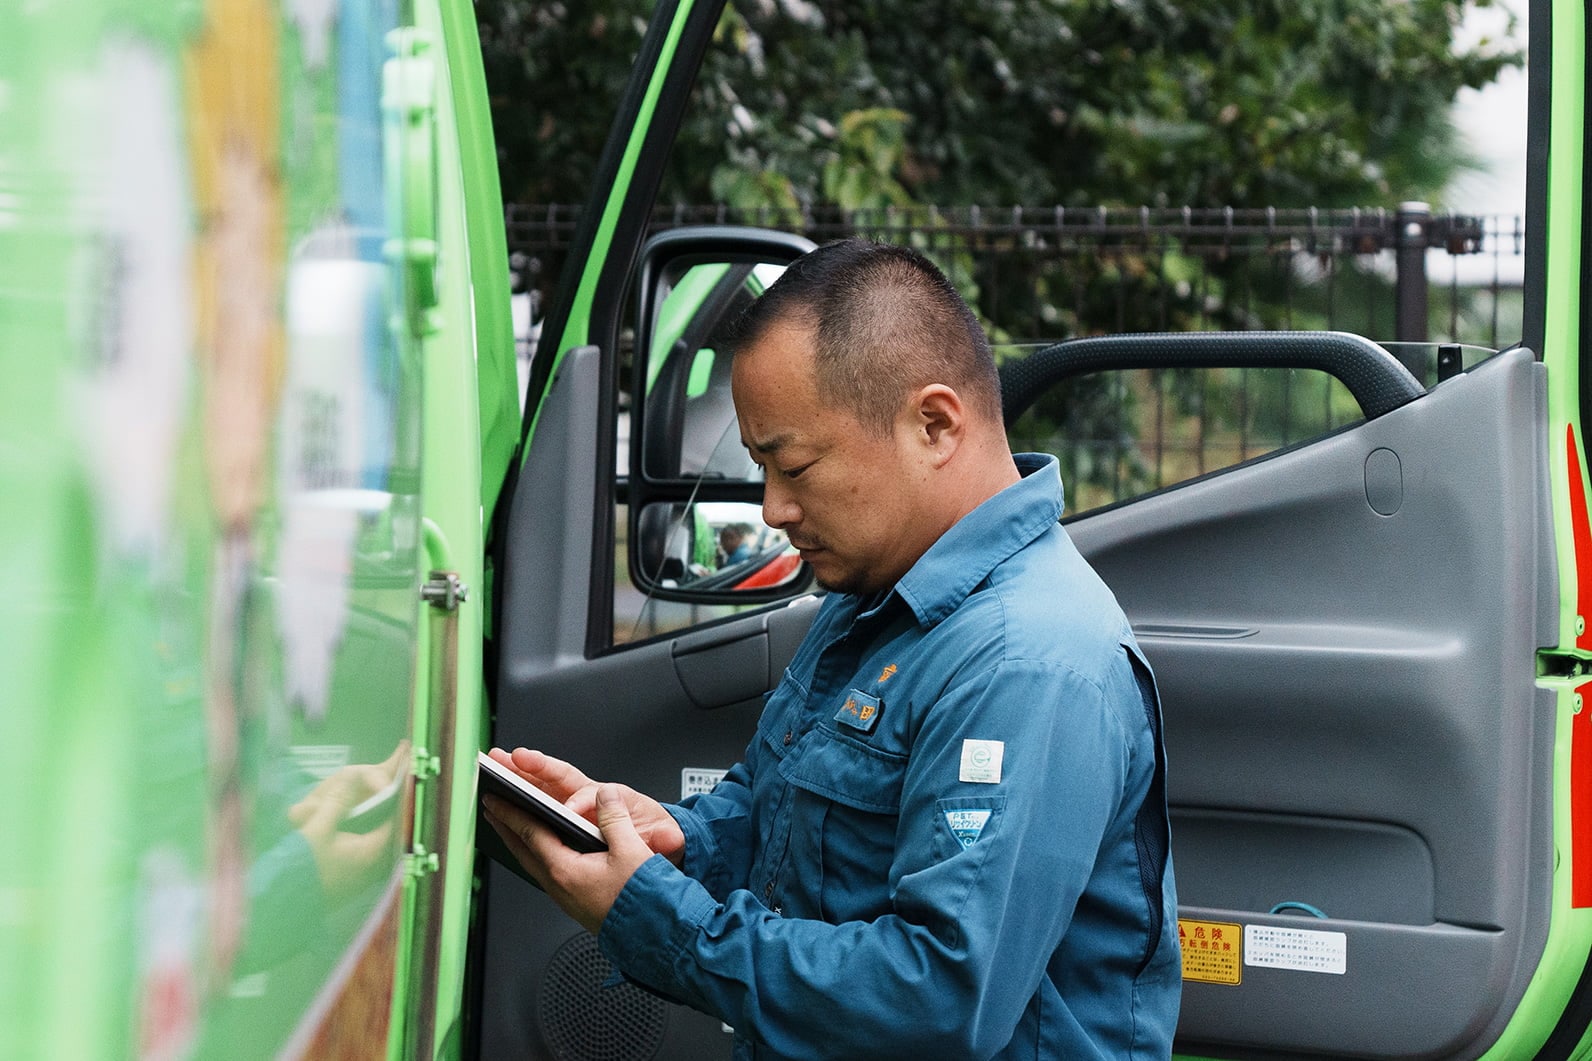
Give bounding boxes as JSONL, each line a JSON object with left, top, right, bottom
{"left": 627, "top": 226, "right": 816, "bottom": 605}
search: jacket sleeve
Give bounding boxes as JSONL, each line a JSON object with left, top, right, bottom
{"left": 599, "top": 658, "right": 1147, "bottom": 1061}
{"left": 664, "top": 740, "right": 760, "bottom": 900}
{"left": 662, "top": 600, "right": 842, "bottom": 901}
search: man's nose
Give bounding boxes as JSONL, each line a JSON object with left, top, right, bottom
{"left": 762, "top": 477, "right": 800, "bottom": 530}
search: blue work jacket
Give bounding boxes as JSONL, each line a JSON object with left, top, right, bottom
{"left": 599, "top": 454, "right": 1181, "bottom": 1059}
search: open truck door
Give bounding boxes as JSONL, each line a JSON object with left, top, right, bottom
{"left": 478, "top": 0, "right": 1592, "bottom": 1058}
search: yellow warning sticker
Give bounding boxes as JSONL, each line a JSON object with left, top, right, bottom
{"left": 1178, "top": 919, "right": 1242, "bottom": 985}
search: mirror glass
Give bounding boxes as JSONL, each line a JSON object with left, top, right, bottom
{"left": 640, "top": 259, "right": 787, "bottom": 482}
{"left": 634, "top": 500, "right": 806, "bottom": 594}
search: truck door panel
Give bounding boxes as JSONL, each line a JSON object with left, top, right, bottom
{"left": 482, "top": 338, "right": 815, "bottom": 1058}
{"left": 1065, "top": 347, "right": 1556, "bottom": 1057}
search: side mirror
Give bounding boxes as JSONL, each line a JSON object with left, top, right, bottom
{"left": 627, "top": 227, "right": 816, "bottom": 604}
{"left": 633, "top": 500, "right": 806, "bottom": 595}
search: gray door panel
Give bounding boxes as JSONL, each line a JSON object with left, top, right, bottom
{"left": 1067, "top": 348, "right": 1555, "bottom": 1058}
{"left": 486, "top": 340, "right": 1552, "bottom": 1058}
{"left": 482, "top": 346, "right": 820, "bottom": 1058}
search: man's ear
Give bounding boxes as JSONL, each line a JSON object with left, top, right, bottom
{"left": 910, "top": 384, "right": 966, "bottom": 465}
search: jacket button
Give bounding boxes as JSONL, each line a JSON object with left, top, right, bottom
{"left": 783, "top": 731, "right": 793, "bottom": 745}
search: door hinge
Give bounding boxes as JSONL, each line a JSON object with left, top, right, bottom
{"left": 420, "top": 571, "right": 467, "bottom": 611}
{"left": 406, "top": 843, "right": 441, "bottom": 879}
{"left": 411, "top": 745, "right": 441, "bottom": 781}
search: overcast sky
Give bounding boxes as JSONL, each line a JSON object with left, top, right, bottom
{"left": 1448, "top": 0, "right": 1529, "bottom": 219}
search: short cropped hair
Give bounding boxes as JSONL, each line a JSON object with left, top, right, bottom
{"left": 727, "top": 239, "right": 1002, "bottom": 434}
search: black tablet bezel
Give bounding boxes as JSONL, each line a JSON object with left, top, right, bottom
{"left": 477, "top": 752, "right": 609, "bottom": 853}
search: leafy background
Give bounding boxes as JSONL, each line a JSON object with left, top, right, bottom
{"left": 479, "top": 0, "right": 1524, "bottom": 510}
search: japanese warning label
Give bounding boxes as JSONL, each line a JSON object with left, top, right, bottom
{"left": 1244, "top": 923, "right": 1347, "bottom": 975}
{"left": 1178, "top": 919, "right": 1242, "bottom": 985}
{"left": 680, "top": 768, "right": 727, "bottom": 799}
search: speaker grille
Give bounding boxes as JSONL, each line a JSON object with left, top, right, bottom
{"left": 539, "top": 932, "right": 667, "bottom": 1061}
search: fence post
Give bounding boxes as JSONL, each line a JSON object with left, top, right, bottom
{"left": 1395, "top": 201, "right": 1430, "bottom": 354}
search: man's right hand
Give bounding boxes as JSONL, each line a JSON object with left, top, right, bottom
{"left": 488, "top": 748, "right": 686, "bottom": 868}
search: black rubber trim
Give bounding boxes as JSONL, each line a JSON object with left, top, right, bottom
{"left": 1523, "top": 0, "right": 1549, "bottom": 361}
{"left": 1538, "top": 931, "right": 1592, "bottom": 1058}
{"left": 1000, "top": 331, "right": 1425, "bottom": 426}
{"left": 484, "top": 0, "right": 688, "bottom": 683}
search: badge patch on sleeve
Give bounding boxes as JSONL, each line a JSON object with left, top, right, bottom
{"left": 944, "top": 809, "right": 993, "bottom": 848}
{"left": 959, "top": 739, "right": 1004, "bottom": 783}
{"left": 835, "top": 689, "right": 882, "bottom": 734}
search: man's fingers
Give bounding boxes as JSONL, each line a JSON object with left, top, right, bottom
{"left": 483, "top": 797, "right": 553, "bottom": 885}
{"left": 509, "top": 747, "right": 594, "bottom": 800}
{"left": 593, "top": 784, "right": 646, "bottom": 855}
{"left": 563, "top": 786, "right": 600, "bottom": 820}
{"left": 487, "top": 747, "right": 520, "bottom": 773}
{"left": 485, "top": 747, "right": 601, "bottom": 811}
{"left": 484, "top": 790, "right": 650, "bottom": 935}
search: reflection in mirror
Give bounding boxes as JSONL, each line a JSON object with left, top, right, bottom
{"left": 635, "top": 501, "right": 803, "bottom": 593}
{"left": 641, "top": 259, "right": 786, "bottom": 482}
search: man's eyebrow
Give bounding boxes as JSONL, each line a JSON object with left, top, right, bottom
{"left": 741, "top": 432, "right": 795, "bottom": 456}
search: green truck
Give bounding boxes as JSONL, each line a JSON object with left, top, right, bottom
{"left": 8, "top": 0, "right": 1592, "bottom": 1057}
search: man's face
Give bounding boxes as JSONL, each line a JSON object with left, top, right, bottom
{"left": 732, "top": 320, "right": 929, "bottom": 596}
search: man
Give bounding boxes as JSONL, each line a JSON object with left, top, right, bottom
{"left": 718, "top": 522, "right": 755, "bottom": 567}
{"left": 484, "top": 239, "right": 1181, "bottom": 1058}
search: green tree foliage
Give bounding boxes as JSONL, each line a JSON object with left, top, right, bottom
{"left": 479, "top": 0, "right": 1521, "bottom": 211}
{"left": 477, "top": 0, "right": 1521, "bottom": 510}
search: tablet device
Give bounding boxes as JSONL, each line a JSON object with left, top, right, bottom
{"left": 477, "top": 752, "right": 608, "bottom": 854}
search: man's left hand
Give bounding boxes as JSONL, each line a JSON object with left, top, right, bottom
{"left": 483, "top": 783, "right": 654, "bottom": 934}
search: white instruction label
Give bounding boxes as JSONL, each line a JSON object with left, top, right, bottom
{"left": 1243, "top": 924, "right": 1347, "bottom": 975}
{"left": 959, "top": 739, "right": 1005, "bottom": 784}
{"left": 681, "top": 768, "right": 728, "bottom": 799}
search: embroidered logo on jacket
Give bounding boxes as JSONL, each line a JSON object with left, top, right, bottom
{"left": 944, "top": 809, "right": 993, "bottom": 848}
{"left": 835, "top": 689, "right": 882, "bottom": 733}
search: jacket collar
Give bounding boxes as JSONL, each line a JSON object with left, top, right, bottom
{"left": 875, "top": 453, "right": 1064, "bottom": 628}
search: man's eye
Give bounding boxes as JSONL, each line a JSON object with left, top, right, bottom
{"left": 781, "top": 462, "right": 813, "bottom": 480}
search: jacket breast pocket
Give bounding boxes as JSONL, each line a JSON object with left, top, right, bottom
{"left": 780, "top": 728, "right": 908, "bottom": 920}
{"left": 755, "top": 670, "right": 808, "bottom": 762}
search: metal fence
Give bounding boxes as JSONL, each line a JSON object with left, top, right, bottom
{"left": 505, "top": 202, "right": 1526, "bottom": 360}
{"left": 507, "top": 201, "right": 1528, "bottom": 516}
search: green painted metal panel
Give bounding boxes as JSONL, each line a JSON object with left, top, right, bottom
{"left": 1, "top": 0, "right": 440, "bottom": 1055}
{"left": 435, "top": 0, "right": 518, "bottom": 533}
{"left": 1482, "top": 0, "right": 1592, "bottom": 1055}
{"left": 519, "top": 0, "right": 703, "bottom": 461}
{"left": 400, "top": 0, "right": 493, "bottom": 1052}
